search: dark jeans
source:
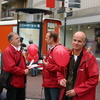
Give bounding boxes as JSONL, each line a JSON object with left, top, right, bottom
{"left": 6, "top": 85, "right": 25, "bottom": 100}
{"left": 64, "top": 96, "right": 72, "bottom": 100}
{"left": 44, "top": 87, "right": 60, "bottom": 100}
{"left": 30, "top": 67, "right": 38, "bottom": 76}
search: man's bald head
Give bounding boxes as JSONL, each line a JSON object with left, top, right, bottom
{"left": 72, "top": 31, "right": 87, "bottom": 53}
{"left": 73, "top": 31, "right": 87, "bottom": 42}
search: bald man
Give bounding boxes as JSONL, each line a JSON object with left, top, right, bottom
{"left": 57, "top": 31, "right": 99, "bottom": 100}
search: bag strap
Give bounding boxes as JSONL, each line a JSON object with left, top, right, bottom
{"left": 0, "top": 53, "right": 3, "bottom": 69}
{"left": 16, "top": 53, "right": 22, "bottom": 66}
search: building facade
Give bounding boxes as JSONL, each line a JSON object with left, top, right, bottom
{"left": 0, "top": 0, "right": 100, "bottom": 58}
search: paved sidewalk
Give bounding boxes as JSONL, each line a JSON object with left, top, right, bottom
{"left": 26, "top": 72, "right": 44, "bottom": 99}
{"left": 1, "top": 64, "right": 100, "bottom": 100}
{"left": 25, "top": 99, "right": 40, "bottom": 100}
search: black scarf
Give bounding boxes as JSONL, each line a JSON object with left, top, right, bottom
{"left": 65, "top": 51, "right": 83, "bottom": 100}
{"left": 73, "top": 51, "right": 83, "bottom": 86}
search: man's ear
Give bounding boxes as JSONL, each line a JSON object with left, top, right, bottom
{"left": 84, "top": 41, "right": 86, "bottom": 46}
{"left": 9, "top": 39, "right": 13, "bottom": 44}
{"left": 51, "top": 37, "right": 54, "bottom": 41}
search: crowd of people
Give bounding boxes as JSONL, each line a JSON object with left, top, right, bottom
{"left": 0, "top": 31, "right": 99, "bottom": 100}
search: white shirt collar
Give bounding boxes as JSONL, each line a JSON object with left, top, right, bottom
{"left": 74, "top": 55, "right": 78, "bottom": 62}
{"left": 11, "top": 44, "right": 21, "bottom": 51}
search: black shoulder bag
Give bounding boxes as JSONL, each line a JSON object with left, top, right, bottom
{"left": 0, "top": 54, "right": 21, "bottom": 89}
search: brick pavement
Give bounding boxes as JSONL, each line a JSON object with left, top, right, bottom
{"left": 25, "top": 99, "right": 40, "bottom": 100}
{"left": 26, "top": 72, "right": 44, "bottom": 100}
{"left": 0, "top": 72, "right": 44, "bottom": 100}
{"left": 0, "top": 63, "right": 100, "bottom": 100}
{"left": 26, "top": 63, "right": 100, "bottom": 100}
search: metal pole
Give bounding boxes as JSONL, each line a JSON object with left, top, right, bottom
{"left": 64, "top": 12, "right": 67, "bottom": 46}
{"left": 41, "top": 13, "right": 43, "bottom": 22}
{"left": 17, "top": 12, "right": 19, "bottom": 34}
{"left": 78, "top": 25, "right": 80, "bottom": 31}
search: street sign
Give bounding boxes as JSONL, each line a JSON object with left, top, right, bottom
{"left": 65, "top": 0, "right": 81, "bottom": 3}
{"left": 57, "top": 8, "right": 65, "bottom": 14}
{"left": 65, "top": 0, "right": 81, "bottom": 8}
{"left": 68, "top": 3, "right": 80, "bottom": 8}
{"left": 67, "top": 12, "right": 73, "bottom": 17}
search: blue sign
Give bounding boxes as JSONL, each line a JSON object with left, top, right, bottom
{"left": 19, "top": 23, "right": 40, "bottom": 29}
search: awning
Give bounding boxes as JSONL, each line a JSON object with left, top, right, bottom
{"left": 10, "top": 8, "right": 52, "bottom": 14}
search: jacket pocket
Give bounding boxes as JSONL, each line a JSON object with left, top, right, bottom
{"left": 11, "top": 75, "right": 25, "bottom": 88}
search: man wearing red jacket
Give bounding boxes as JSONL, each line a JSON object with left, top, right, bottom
{"left": 42, "top": 31, "right": 62, "bottom": 100}
{"left": 2, "top": 32, "right": 29, "bottom": 100}
{"left": 57, "top": 31, "right": 99, "bottom": 100}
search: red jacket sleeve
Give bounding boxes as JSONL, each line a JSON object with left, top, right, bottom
{"left": 3, "top": 48, "right": 25, "bottom": 75}
{"left": 57, "top": 66, "right": 66, "bottom": 84}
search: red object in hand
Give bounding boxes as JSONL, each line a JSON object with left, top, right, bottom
{"left": 27, "top": 53, "right": 39, "bottom": 63}
{"left": 53, "top": 45, "right": 70, "bottom": 67}
{"left": 27, "top": 44, "right": 38, "bottom": 56}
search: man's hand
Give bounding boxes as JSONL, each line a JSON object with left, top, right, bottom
{"left": 60, "top": 79, "right": 67, "bottom": 87}
{"left": 43, "top": 59, "right": 48, "bottom": 66}
{"left": 66, "top": 89, "right": 76, "bottom": 97}
{"left": 24, "top": 69, "right": 30, "bottom": 74}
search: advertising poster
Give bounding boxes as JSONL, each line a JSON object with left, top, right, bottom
{"left": 18, "top": 22, "right": 42, "bottom": 47}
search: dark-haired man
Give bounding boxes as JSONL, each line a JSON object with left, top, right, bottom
{"left": 42, "top": 31, "right": 62, "bottom": 100}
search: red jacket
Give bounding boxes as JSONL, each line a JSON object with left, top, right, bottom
{"left": 42, "top": 44, "right": 62, "bottom": 88}
{"left": 57, "top": 47, "right": 99, "bottom": 100}
{"left": 3, "top": 45, "right": 26, "bottom": 88}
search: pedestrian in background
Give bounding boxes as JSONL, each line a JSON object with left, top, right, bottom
{"left": 57, "top": 31, "right": 99, "bottom": 100}
{"left": 28, "top": 40, "right": 38, "bottom": 76}
{"left": 20, "top": 37, "right": 26, "bottom": 49}
{"left": 87, "top": 46, "right": 93, "bottom": 54}
{"left": 2, "top": 32, "right": 29, "bottom": 100}
{"left": 42, "top": 31, "right": 62, "bottom": 100}
{"left": 29, "top": 40, "right": 33, "bottom": 44}
{"left": 20, "top": 37, "right": 27, "bottom": 59}
{"left": 20, "top": 37, "right": 29, "bottom": 65}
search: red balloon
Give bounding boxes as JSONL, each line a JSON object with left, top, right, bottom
{"left": 27, "top": 54, "right": 32, "bottom": 62}
{"left": 53, "top": 45, "right": 70, "bottom": 67}
{"left": 27, "top": 44, "right": 38, "bottom": 56}
{"left": 27, "top": 53, "right": 39, "bottom": 63}
{"left": 33, "top": 54, "right": 39, "bottom": 63}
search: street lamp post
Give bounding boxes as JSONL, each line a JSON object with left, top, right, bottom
{"left": 64, "top": 12, "right": 67, "bottom": 46}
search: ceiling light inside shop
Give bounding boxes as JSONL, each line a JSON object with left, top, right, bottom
{"left": 87, "top": 25, "right": 90, "bottom": 29}
{"left": 70, "top": 27, "right": 72, "bottom": 30}
{"left": 1, "top": 1, "right": 9, "bottom": 4}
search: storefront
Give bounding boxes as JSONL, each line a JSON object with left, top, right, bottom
{"left": 60, "top": 14, "right": 100, "bottom": 61}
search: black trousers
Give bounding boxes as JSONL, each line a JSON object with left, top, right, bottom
{"left": 44, "top": 87, "right": 60, "bottom": 100}
{"left": 6, "top": 85, "right": 25, "bottom": 100}
{"left": 64, "top": 96, "right": 72, "bottom": 100}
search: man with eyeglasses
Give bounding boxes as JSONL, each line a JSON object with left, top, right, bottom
{"left": 2, "top": 32, "right": 29, "bottom": 100}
